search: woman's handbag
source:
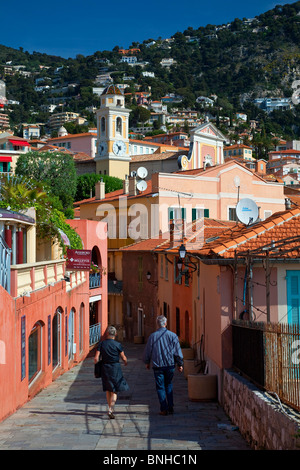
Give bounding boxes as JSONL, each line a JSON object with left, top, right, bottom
{"left": 94, "top": 359, "right": 102, "bottom": 378}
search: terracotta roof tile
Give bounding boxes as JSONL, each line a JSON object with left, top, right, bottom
{"left": 191, "top": 208, "right": 300, "bottom": 259}
{"left": 121, "top": 218, "right": 234, "bottom": 254}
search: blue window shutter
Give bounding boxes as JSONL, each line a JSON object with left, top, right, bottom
{"left": 286, "top": 271, "right": 300, "bottom": 325}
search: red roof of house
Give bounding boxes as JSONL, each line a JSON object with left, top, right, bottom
{"left": 121, "top": 218, "right": 235, "bottom": 253}
{"left": 47, "top": 133, "right": 97, "bottom": 142}
{"left": 190, "top": 208, "right": 300, "bottom": 259}
{"left": 270, "top": 150, "right": 300, "bottom": 155}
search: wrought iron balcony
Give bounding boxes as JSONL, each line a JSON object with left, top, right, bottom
{"left": 89, "top": 272, "right": 101, "bottom": 289}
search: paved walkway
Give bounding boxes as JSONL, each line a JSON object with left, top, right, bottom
{"left": 0, "top": 343, "right": 250, "bottom": 451}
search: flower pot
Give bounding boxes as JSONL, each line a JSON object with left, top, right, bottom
{"left": 188, "top": 374, "right": 217, "bottom": 401}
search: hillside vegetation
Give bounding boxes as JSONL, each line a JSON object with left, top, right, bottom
{"left": 0, "top": 1, "right": 300, "bottom": 140}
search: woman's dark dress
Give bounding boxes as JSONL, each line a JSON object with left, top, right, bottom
{"left": 97, "top": 339, "right": 129, "bottom": 393}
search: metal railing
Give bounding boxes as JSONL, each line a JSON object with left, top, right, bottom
{"left": 89, "top": 272, "right": 101, "bottom": 289}
{"left": 232, "top": 320, "right": 300, "bottom": 412}
{"left": 89, "top": 322, "right": 101, "bottom": 346}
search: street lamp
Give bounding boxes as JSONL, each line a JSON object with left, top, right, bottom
{"left": 146, "top": 271, "right": 158, "bottom": 286}
{"left": 176, "top": 244, "right": 197, "bottom": 278}
{"left": 178, "top": 243, "right": 186, "bottom": 260}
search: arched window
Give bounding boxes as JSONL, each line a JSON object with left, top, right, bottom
{"left": 116, "top": 117, "right": 122, "bottom": 135}
{"left": 101, "top": 117, "right": 105, "bottom": 134}
{"left": 28, "top": 321, "right": 43, "bottom": 383}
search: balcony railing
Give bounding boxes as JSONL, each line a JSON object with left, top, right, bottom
{"left": 89, "top": 322, "right": 101, "bottom": 346}
{"left": 89, "top": 272, "right": 101, "bottom": 289}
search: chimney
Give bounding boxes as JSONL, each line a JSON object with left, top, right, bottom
{"left": 123, "top": 174, "right": 129, "bottom": 194}
{"left": 285, "top": 198, "right": 292, "bottom": 210}
{"left": 95, "top": 179, "right": 105, "bottom": 200}
{"left": 129, "top": 175, "right": 137, "bottom": 196}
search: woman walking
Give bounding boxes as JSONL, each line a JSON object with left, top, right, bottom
{"left": 94, "top": 326, "right": 129, "bottom": 419}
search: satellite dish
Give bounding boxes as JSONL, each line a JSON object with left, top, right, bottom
{"left": 236, "top": 198, "right": 259, "bottom": 225}
{"left": 137, "top": 166, "right": 148, "bottom": 179}
{"left": 136, "top": 180, "right": 147, "bottom": 192}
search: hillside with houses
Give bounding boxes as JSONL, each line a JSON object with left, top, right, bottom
{"left": 0, "top": 1, "right": 299, "bottom": 154}
{"left": 0, "top": 1, "right": 300, "bottom": 451}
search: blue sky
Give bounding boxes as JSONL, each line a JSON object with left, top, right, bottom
{"left": 0, "top": 1, "right": 297, "bottom": 58}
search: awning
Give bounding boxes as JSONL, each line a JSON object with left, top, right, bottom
{"left": 0, "top": 156, "right": 12, "bottom": 162}
{"left": 9, "top": 139, "right": 30, "bottom": 147}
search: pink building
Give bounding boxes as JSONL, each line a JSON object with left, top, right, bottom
{"left": 0, "top": 211, "right": 107, "bottom": 422}
{"left": 47, "top": 132, "right": 97, "bottom": 158}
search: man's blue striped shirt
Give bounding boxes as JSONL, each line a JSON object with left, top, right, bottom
{"left": 143, "top": 328, "right": 183, "bottom": 368}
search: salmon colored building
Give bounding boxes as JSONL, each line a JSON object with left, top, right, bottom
{"left": 0, "top": 210, "right": 107, "bottom": 422}
{"left": 155, "top": 208, "right": 300, "bottom": 400}
{"left": 75, "top": 157, "right": 286, "bottom": 341}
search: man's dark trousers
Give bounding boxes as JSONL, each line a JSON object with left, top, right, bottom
{"left": 153, "top": 366, "right": 175, "bottom": 412}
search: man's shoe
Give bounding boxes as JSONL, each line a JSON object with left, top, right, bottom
{"left": 159, "top": 410, "right": 168, "bottom": 416}
{"left": 168, "top": 407, "right": 174, "bottom": 414}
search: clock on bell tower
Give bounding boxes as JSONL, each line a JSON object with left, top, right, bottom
{"left": 95, "top": 85, "right": 131, "bottom": 180}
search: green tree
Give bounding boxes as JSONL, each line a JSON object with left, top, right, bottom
{"left": 0, "top": 175, "right": 82, "bottom": 253}
{"left": 15, "top": 151, "right": 77, "bottom": 214}
{"left": 129, "top": 106, "right": 151, "bottom": 126}
{"left": 75, "top": 173, "right": 123, "bottom": 201}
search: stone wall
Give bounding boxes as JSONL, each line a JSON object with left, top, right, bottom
{"left": 222, "top": 369, "right": 300, "bottom": 450}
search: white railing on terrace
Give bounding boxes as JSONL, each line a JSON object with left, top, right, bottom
{"left": 10, "top": 259, "right": 86, "bottom": 298}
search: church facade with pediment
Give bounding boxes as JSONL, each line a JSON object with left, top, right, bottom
{"left": 177, "top": 121, "right": 226, "bottom": 171}
{"left": 130, "top": 121, "right": 227, "bottom": 179}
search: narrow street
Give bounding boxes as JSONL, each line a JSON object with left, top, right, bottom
{"left": 0, "top": 342, "right": 250, "bottom": 451}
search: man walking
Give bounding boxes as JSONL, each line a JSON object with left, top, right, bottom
{"left": 143, "top": 315, "right": 183, "bottom": 415}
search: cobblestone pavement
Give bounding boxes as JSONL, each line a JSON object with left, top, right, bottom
{"left": 0, "top": 343, "right": 250, "bottom": 451}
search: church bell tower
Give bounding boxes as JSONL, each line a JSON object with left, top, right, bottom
{"left": 95, "top": 85, "right": 131, "bottom": 180}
